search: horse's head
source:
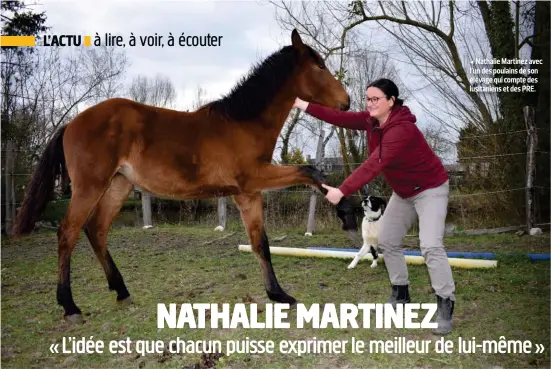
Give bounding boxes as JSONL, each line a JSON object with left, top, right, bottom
{"left": 291, "top": 29, "right": 350, "bottom": 111}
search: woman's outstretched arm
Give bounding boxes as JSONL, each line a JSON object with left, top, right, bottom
{"left": 294, "top": 98, "right": 370, "bottom": 131}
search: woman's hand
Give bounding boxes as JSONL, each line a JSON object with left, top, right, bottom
{"left": 321, "top": 184, "right": 344, "bottom": 205}
{"left": 293, "top": 97, "right": 309, "bottom": 111}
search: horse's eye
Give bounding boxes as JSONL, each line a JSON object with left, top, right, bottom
{"left": 318, "top": 64, "right": 325, "bottom": 69}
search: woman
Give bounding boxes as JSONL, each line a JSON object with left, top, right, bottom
{"left": 294, "top": 78, "right": 455, "bottom": 335}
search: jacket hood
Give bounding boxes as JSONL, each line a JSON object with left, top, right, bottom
{"left": 371, "top": 105, "right": 417, "bottom": 131}
{"left": 370, "top": 105, "right": 417, "bottom": 164}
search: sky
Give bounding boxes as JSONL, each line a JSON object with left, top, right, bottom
{"left": 26, "top": 0, "right": 464, "bottom": 162}
{"left": 33, "top": 0, "right": 287, "bottom": 108}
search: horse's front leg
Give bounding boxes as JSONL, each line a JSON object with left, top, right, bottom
{"left": 243, "top": 164, "right": 326, "bottom": 193}
{"left": 245, "top": 164, "right": 360, "bottom": 242}
{"left": 233, "top": 192, "right": 296, "bottom": 305}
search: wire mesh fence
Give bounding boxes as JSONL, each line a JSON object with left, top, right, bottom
{"left": 9, "top": 184, "right": 547, "bottom": 237}
{"left": 1, "top": 126, "right": 549, "bottom": 235}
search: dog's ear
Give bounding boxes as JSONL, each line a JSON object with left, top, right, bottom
{"left": 371, "top": 197, "right": 386, "bottom": 213}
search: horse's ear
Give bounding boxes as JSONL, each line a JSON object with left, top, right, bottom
{"left": 291, "top": 29, "right": 305, "bottom": 51}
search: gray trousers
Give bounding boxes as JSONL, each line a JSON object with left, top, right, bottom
{"left": 378, "top": 180, "right": 455, "bottom": 301}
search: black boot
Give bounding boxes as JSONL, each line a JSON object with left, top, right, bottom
{"left": 387, "top": 284, "right": 411, "bottom": 308}
{"left": 432, "top": 295, "right": 454, "bottom": 335}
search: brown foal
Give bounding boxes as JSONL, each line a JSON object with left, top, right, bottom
{"left": 12, "top": 29, "right": 357, "bottom": 323}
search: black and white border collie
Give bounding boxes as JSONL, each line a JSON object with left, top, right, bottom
{"left": 347, "top": 195, "right": 387, "bottom": 269}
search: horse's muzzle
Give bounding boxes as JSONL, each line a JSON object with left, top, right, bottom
{"left": 339, "top": 102, "right": 350, "bottom": 111}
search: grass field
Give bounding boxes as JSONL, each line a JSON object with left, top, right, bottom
{"left": 2, "top": 225, "right": 549, "bottom": 368}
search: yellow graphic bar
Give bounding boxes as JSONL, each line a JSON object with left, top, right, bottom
{"left": 1, "top": 36, "right": 36, "bottom": 46}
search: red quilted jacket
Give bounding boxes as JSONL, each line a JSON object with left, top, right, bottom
{"left": 305, "top": 103, "right": 448, "bottom": 199}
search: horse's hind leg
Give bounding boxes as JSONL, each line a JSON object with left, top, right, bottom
{"left": 233, "top": 193, "right": 296, "bottom": 306}
{"left": 57, "top": 182, "right": 113, "bottom": 323}
{"left": 84, "top": 174, "right": 134, "bottom": 305}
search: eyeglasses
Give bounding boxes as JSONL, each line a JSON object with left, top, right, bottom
{"left": 366, "top": 96, "right": 387, "bottom": 104}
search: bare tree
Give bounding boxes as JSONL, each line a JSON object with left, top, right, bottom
{"left": 272, "top": 1, "right": 493, "bottom": 130}
{"left": 87, "top": 46, "right": 129, "bottom": 102}
{"left": 4, "top": 45, "right": 128, "bottom": 164}
{"left": 421, "top": 122, "right": 455, "bottom": 162}
{"left": 272, "top": 0, "right": 366, "bottom": 176}
{"left": 272, "top": 1, "right": 430, "bottom": 183}
{"left": 1, "top": 40, "right": 128, "bottom": 234}
{"left": 279, "top": 109, "right": 303, "bottom": 164}
{"left": 191, "top": 84, "right": 209, "bottom": 110}
{"left": 127, "top": 74, "right": 176, "bottom": 108}
{"left": 31, "top": 46, "right": 127, "bottom": 131}
{"left": 270, "top": 0, "right": 548, "bottom": 222}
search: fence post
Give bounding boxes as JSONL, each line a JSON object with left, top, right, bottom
{"left": 524, "top": 106, "right": 537, "bottom": 232}
{"left": 215, "top": 197, "right": 227, "bottom": 231}
{"left": 141, "top": 191, "right": 153, "bottom": 229}
{"left": 305, "top": 128, "right": 325, "bottom": 236}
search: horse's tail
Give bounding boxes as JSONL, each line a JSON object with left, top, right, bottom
{"left": 12, "top": 125, "right": 68, "bottom": 238}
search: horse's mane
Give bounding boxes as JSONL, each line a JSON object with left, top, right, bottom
{"left": 203, "top": 44, "right": 322, "bottom": 121}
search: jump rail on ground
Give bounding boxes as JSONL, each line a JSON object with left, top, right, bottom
{"left": 307, "top": 247, "right": 550, "bottom": 262}
{"left": 237, "top": 245, "right": 498, "bottom": 269}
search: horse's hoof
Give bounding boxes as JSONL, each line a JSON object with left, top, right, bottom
{"left": 64, "top": 314, "right": 84, "bottom": 324}
{"left": 280, "top": 296, "right": 298, "bottom": 309}
{"left": 267, "top": 291, "right": 297, "bottom": 307}
{"left": 298, "top": 165, "right": 326, "bottom": 183}
{"left": 117, "top": 296, "right": 134, "bottom": 307}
